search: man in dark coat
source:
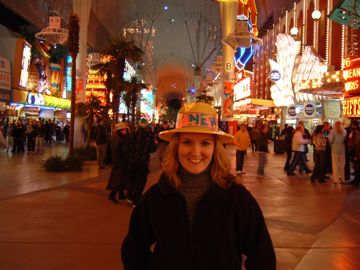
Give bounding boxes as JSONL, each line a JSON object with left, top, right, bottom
{"left": 94, "top": 118, "right": 108, "bottom": 169}
{"left": 127, "top": 118, "right": 157, "bottom": 206}
{"left": 106, "top": 122, "right": 130, "bottom": 203}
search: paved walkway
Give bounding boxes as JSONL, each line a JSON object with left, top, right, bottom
{"left": 0, "top": 143, "right": 359, "bottom": 270}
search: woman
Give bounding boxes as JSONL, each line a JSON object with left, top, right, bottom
{"left": 310, "top": 125, "right": 326, "bottom": 183}
{"left": 329, "top": 121, "right": 347, "bottom": 184}
{"left": 122, "top": 102, "right": 276, "bottom": 270}
{"left": 106, "top": 122, "right": 130, "bottom": 203}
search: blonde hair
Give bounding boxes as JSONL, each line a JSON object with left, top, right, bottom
{"left": 334, "top": 121, "right": 344, "bottom": 135}
{"left": 161, "top": 133, "right": 235, "bottom": 189}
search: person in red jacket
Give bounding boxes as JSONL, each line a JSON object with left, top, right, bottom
{"left": 121, "top": 102, "right": 276, "bottom": 270}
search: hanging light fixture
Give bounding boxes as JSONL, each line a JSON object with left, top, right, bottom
{"left": 222, "top": 15, "right": 262, "bottom": 50}
{"left": 35, "top": 16, "right": 68, "bottom": 45}
{"left": 290, "top": 26, "right": 299, "bottom": 36}
{"left": 290, "top": 2, "right": 299, "bottom": 37}
{"left": 312, "top": 0, "right": 321, "bottom": 21}
{"left": 312, "top": 10, "right": 322, "bottom": 21}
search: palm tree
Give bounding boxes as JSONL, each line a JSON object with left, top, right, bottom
{"left": 123, "top": 76, "right": 147, "bottom": 128}
{"left": 101, "top": 39, "right": 143, "bottom": 126}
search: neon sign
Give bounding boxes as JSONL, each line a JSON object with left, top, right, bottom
{"left": 343, "top": 56, "right": 360, "bottom": 96}
{"left": 343, "top": 96, "right": 360, "bottom": 117}
{"left": 233, "top": 16, "right": 254, "bottom": 70}
{"left": 234, "top": 46, "right": 254, "bottom": 71}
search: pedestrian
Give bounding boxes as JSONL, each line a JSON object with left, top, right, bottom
{"left": 323, "top": 121, "right": 332, "bottom": 176}
{"left": 5, "top": 121, "right": 14, "bottom": 153}
{"left": 283, "top": 125, "right": 294, "bottom": 171}
{"left": 310, "top": 125, "right": 326, "bottom": 183}
{"left": 26, "top": 120, "right": 36, "bottom": 152}
{"left": 352, "top": 130, "right": 360, "bottom": 188}
{"left": 329, "top": 121, "right": 346, "bottom": 184}
{"left": 287, "top": 125, "right": 312, "bottom": 176}
{"left": 234, "top": 123, "right": 251, "bottom": 174}
{"left": 126, "top": 118, "right": 157, "bottom": 206}
{"left": 106, "top": 122, "right": 130, "bottom": 203}
{"left": 122, "top": 102, "right": 276, "bottom": 270}
{"left": 0, "top": 124, "right": 6, "bottom": 149}
{"left": 299, "top": 122, "right": 311, "bottom": 162}
{"left": 250, "top": 123, "right": 260, "bottom": 153}
{"left": 345, "top": 121, "right": 359, "bottom": 181}
{"left": 35, "top": 120, "right": 45, "bottom": 154}
{"left": 94, "top": 118, "right": 108, "bottom": 169}
{"left": 257, "top": 124, "right": 270, "bottom": 177}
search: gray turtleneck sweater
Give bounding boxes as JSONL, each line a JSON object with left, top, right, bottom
{"left": 177, "top": 166, "right": 212, "bottom": 228}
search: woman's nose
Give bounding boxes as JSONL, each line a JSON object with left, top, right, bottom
{"left": 190, "top": 142, "right": 202, "bottom": 154}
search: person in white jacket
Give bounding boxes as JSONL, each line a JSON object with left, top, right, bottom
{"left": 329, "top": 121, "right": 347, "bottom": 184}
{"left": 287, "top": 125, "right": 311, "bottom": 176}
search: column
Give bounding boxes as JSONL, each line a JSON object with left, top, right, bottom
{"left": 219, "top": 0, "right": 238, "bottom": 118}
{"left": 73, "top": 0, "right": 91, "bottom": 147}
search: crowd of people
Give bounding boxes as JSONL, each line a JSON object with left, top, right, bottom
{"left": 225, "top": 119, "right": 360, "bottom": 188}
{"left": 100, "top": 117, "right": 174, "bottom": 207}
{"left": 0, "top": 118, "right": 70, "bottom": 154}
{"left": 281, "top": 120, "right": 360, "bottom": 187}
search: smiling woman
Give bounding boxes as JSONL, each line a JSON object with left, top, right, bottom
{"left": 178, "top": 132, "right": 215, "bottom": 174}
{"left": 121, "top": 102, "right": 276, "bottom": 270}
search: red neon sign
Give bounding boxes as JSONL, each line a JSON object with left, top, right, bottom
{"left": 344, "top": 56, "right": 360, "bottom": 96}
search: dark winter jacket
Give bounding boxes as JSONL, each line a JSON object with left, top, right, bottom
{"left": 257, "top": 132, "right": 269, "bottom": 153}
{"left": 94, "top": 125, "right": 108, "bottom": 145}
{"left": 128, "top": 127, "right": 157, "bottom": 165}
{"left": 107, "top": 133, "right": 131, "bottom": 191}
{"left": 121, "top": 174, "right": 276, "bottom": 270}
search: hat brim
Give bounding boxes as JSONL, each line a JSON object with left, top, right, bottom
{"left": 159, "top": 128, "right": 234, "bottom": 144}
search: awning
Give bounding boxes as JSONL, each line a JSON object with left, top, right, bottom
{"left": 298, "top": 82, "right": 344, "bottom": 98}
{"left": 249, "top": 98, "right": 275, "bottom": 107}
{"left": 233, "top": 98, "right": 275, "bottom": 108}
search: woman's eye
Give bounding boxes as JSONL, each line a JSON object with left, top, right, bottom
{"left": 181, "top": 140, "right": 192, "bottom": 145}
{"left": 201, "top": 141, "right": 211, "bottom": 146}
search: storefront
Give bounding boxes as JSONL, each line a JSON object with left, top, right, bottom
{"left": 11, "top": 89, "right": 70, "bottom": 120}
{"left": 232, "top": 75, "right": 275, "bottom": 125}
{"left": 0, "top": 55, "right": 11, "bottom": 116}
{"left": 268, "top": 34, "right": 343, "bottom": 131}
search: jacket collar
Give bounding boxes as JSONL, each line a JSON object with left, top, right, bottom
{"left": 158, "top": 173, "right": 231, "bottom": 201}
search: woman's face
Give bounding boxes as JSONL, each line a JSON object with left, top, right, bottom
{"left": 178, "top": 132, "right": 215, "bottom": 174}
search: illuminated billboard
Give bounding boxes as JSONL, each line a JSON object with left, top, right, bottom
{"left": 233, "top": 77, "right": 251, "bottom": 101}
{"left": 19, "top": 41, "right": 32, "bottom": 88}
{"left": 343, "top": 56, "right": 360, "bottom": 96}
